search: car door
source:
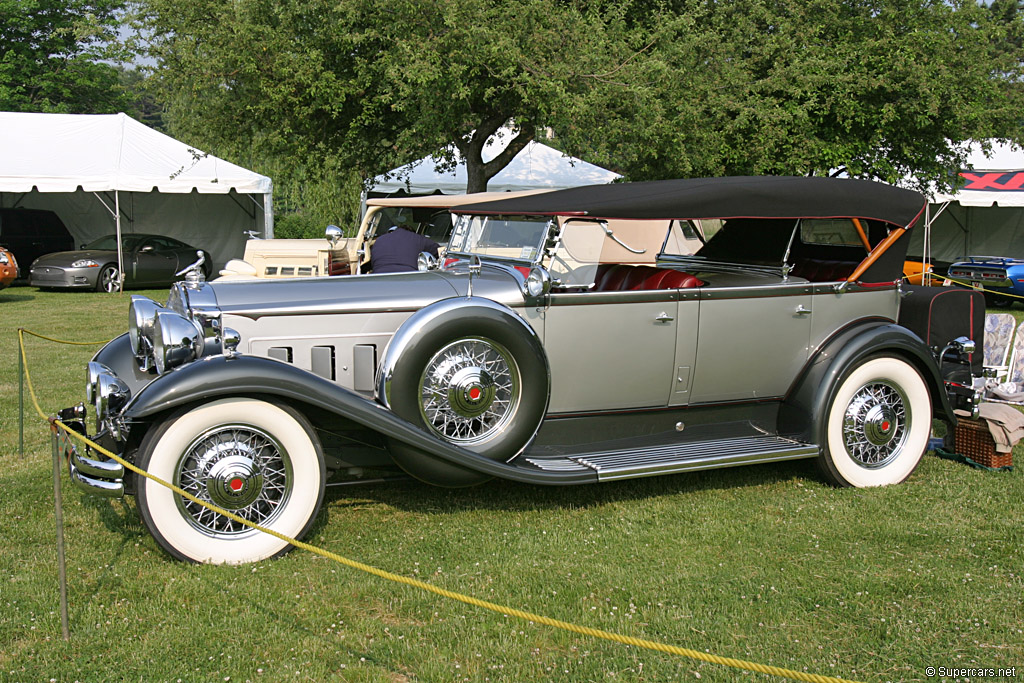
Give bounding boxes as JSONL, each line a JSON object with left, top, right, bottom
{"left": 540, "top": 221, "right": 683, "bottom": 413}
{"left": 543, "top": 287, "right": 681, "bottom": 413}
{"left": 688, "top": 281, "right": 813, "bottom": 403}
{"left": 132, "top": 237, "right": 179, "bottom": 285}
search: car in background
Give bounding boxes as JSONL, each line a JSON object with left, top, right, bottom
{"left": 0, "top": 208, "right": 75, "bottom": 277}
{"left": 0, "top": 246, "right": 17, "bottom": 290}
{"left": 947, "top": 256, "right": 1024, "bottom": 307}
{"left": 30, "top": 233, "right": 211, "bottom": 292}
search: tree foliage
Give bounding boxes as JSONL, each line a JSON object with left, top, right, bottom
{"left": 0, "top": 0, "right": 139, "bottom": 113}
{"left": 557, "top": 0, "right": 1024, "bottom": 190}
{"left": 142, "top": 0, "right": 1024, "bottom": 217}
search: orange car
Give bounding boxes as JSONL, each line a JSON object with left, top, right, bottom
{"left": 0, "top": 246, "right": 18, "bottom": 290}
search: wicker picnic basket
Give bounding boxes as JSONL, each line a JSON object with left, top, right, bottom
{"left": 954, "top": 418, "right": 1014, "bottom": 469}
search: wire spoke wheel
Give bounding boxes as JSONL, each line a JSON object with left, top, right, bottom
{"left": 137, "top": 398, "right": 325, "bottom": 564}
{"left": 841, "top": 380, "right": 909, "bottom": 469}
{"left": 175, "top": 424, "right": 292, "bottom": 537}
{"left": 419, "top": 337, "right": 520, "bottom": 445}
{"left": 820, "top": 356, "right": 931, "bottom": 487}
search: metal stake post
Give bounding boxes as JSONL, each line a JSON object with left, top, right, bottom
{"left": 50, "top": 425, "right": 71, "bottom": 640}
{"left": 19, "top": 333, "right": 25, "bottom": 458}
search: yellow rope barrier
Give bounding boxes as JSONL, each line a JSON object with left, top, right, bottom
{"left": 19, "top": 328, "right": 114, "bottom": 346}
{"left": 19, "top": 328, "right": 863, "bottom": 683}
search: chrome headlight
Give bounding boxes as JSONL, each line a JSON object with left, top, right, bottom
{"left": 524, "top": 266, "right": 552, "bottom": 297}
{"left": 0, "top": 252, "right": 8, "bottom": 265}
{"left": 152, "top": 309, "right": 204, "bottom": 374}
{"left": 72, "top": 259, "right": 99, "bottom": 268}
{"left": 129, "top": 296, "right": 162, "bottom": 370}
{"left": 86, "top": 361, "right": 114, "bottom": 404}
{"left": 95, "top": 373, "right": 131, "bottom": 434}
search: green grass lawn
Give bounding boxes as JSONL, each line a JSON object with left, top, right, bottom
{"left": 1, "top": 285, "right": 1021, "bottom": 683}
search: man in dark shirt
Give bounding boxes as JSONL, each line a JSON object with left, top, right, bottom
{"left": 369, "top": 226, "right": 440, "bottom": 273}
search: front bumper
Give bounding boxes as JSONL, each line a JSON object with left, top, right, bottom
{"left": 30, "top": 265, "right": 98, "bottom": 288}
{"left": 55, "top": 405, "right": 125, "bottom": 497}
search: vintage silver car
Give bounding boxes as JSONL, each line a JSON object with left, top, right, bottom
{"left": 59, "top": 176, "right": 976, "bottom": 564}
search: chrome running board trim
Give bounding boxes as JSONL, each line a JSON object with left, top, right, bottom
{"left": 523, "top": 434, "right": 818, "bottom": 482}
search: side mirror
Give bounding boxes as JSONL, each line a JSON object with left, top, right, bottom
{"left": 325, "top": 224, "right": 343, "bottom": 248}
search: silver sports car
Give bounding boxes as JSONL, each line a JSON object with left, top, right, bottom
{"left": 30, "top": 233, "right": 211, "bottom": 292}
{"left": 58, "top": 176, "right": 979, "bottom": 564}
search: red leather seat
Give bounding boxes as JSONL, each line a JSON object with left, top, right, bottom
{"left": 594, "top": 264, "right": 631, "bottom": 291}
{"left": 592, "top": 264, "right": 702, "bottom": 291}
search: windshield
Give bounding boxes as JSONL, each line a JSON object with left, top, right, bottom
{"left": 84, "top": 234, "right": 148, "bottom": 251}
{"left": 448, "top": 215, "right": 552, "bottom": 263}
{"left": 368, "top": 206, "right": 453, "bottom": 245}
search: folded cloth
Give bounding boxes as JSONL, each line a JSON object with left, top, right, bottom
{"left": 985, "top": 381, "right": 1024, "bottom": 402}
{"left": 977, "top": 402, "right": 1024, "bottom": 453}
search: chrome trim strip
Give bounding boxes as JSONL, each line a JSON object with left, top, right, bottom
{"left": 548, "top": 290, "right": 679, "bottom": 305}
{"left": 810, "top": 282, "right": 897, "bottom": 295}
{"left": 698, "top": 284, "right": 813, "bottom": 300}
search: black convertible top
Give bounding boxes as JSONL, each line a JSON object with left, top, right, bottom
{"left": 453, "top": 176, "right": 927, "bottom": 229}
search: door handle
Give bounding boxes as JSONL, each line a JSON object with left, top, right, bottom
{"left": 795, "top": 305, "right": 811, "bottom": 316}
{"left": 655, "top": 312, "right": 674, "bottom": 323}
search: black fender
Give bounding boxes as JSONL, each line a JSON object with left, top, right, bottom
{"left": 93, "top": 333, "right": 160, "bottom": 397}
{"left": 122, "top": 352, "right": 592, "bottom": 486}
{"left": 779, "top": 321, "right": 956, "bottom": 443}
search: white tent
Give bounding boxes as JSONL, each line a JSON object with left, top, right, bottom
{"left": 370, "top": 131, "right": 620, "bottom": 196}
{"left": 0, "top": 111, "right": 273, "bottom": 274}
{"left": 910, "top": 141, "right": 1024, "bottom": 264}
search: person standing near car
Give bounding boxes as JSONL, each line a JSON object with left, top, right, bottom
{"left": 369, "top": 225, "right": 440, "bottom": 273}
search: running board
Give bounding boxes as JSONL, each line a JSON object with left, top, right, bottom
{"left": 521, "top": 434, "right": 818, "bottom": 482}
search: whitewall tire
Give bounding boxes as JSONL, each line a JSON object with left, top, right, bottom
{"left": 818, "top": 356, "right": 931, "bottom": 487}
{"left": 136, "top": 398, "right": 325, "bottom": 564}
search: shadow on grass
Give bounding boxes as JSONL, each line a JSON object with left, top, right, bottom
{"left": 324, "top": 458, "right": 818, "bottom": 516}
{"left": 0, "top": 292, "right": 37, "bottom": 303}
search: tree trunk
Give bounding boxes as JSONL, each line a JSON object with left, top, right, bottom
{"left": 458, "top": 120, "right": 535, "bottom": 194}
{"left": 465, "top": 161, "right": 489, "bottom": 194}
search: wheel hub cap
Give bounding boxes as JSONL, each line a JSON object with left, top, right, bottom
{"left": 175, "top": 426, "right": 291, "bottom": 536}
{"left": 842, "top": 381, "right": 909, "bottom": 468}
{"left": 206, "top": 454, "right": 265, "bottom": 509}
{"left": 448, "top": 367, "right": 496, "bottom": 418}
{"left": 863, "top": 404, "right": 898, "bottom": 446}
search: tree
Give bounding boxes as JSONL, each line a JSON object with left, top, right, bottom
{"left": 141, "top": 0, "right": 660, "bottom": 193}
{"left": 0, "top": 0, "right": 138, "bottom": 113}
{"left": 142, "top": 0, "right": 1024, "bottom": 208}
{"left": 556, "top": 0, "right": 1024, "bottom": 191}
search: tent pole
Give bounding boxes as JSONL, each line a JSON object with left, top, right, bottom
{"left": 924, "top": 204, "right": 931, "bottom": 286}
{"left": 263, "top": 191, "right": 274, "bottom": 238}
{"left": 115, "top": 191, "right": 123, "bottom": 293}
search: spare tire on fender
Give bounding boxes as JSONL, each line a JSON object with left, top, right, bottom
{"left": 378, "top": 297, "right": 549, "bottom": 487}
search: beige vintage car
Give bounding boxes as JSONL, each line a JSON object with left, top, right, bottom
{"left": 217, "top": 191, "right": 553, "bottom": 280}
